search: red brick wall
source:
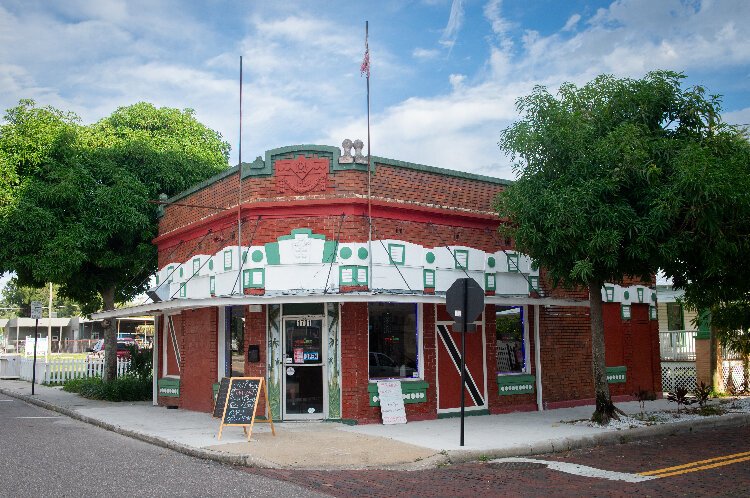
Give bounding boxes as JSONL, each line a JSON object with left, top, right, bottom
{"left": 177, "top": 308, "right": 218, "bottom": 412}
{"left": 340, "top": 302, "right": 438, "bottom": 424}
{"left": 340, "top": 302, "right": 370, "bottom": 421}
{"left": 158, "top": 160, "right": 505, "bottom": 237}
{"left": 244, "top": 305, "right": 269, "bottom": 417}
{"left": 538, "top": 306, "right": 594, "bottom": 404}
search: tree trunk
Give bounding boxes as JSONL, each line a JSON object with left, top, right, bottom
{"left": 743, "top": 355, "right": 749, "bottom": 394}
{"left": 100, "top": 287, "right": 117, "bottom": 382}
{"left": 589, "top": 280, "right": 617, "bottom": 424}
{"left": 709, "top": 324, "right": 723, "bottom": 393}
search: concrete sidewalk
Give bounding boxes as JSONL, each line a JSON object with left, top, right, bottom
{"left": 1, "top": 379, "right": 748, "bottom": 470}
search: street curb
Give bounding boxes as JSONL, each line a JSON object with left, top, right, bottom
{"left": 3, "top": 386, "right": 748, "bottom": 470}
{"left": 0, "top": 387, "right": 280, "bottom": 469}
{"left": 443, "top": 412, "right": 750, "bottom": 465}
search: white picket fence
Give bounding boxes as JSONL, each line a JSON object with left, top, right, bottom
{"left": 19, "top": 357, "right": 131, "bottom": 384}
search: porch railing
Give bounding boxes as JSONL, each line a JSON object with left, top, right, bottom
{"left": 659, "top": 330, "right": 697, "bottom": 361}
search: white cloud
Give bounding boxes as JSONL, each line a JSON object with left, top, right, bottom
{"left": 440, "top": 0, "right": 465, "bottom": 50}
{"left": 413, "top": 47, "right": 440, "bottom": 60}
{"left": 449, "top": 73, "right": 466, "bottom": 90}
{"left": 563, "top": 13, "right": 581, "bottom": 31}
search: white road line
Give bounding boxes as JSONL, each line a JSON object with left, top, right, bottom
{"left": 0, "top": 399, "right": 13, "bottom": 402}
{"left": 14, "top": 416, "right": 61, "bottom": 419}
{"left": 491, "top": 457, "right": 657, "bottom": 483}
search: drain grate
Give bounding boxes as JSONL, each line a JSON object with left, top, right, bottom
{"left": 487, "top": 461, "right": 547, "bottom": 470}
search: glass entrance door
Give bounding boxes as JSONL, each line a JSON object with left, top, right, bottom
{"left": 283, "top": 317, "right": 324, "bottom": 419}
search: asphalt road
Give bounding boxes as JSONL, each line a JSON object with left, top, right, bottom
{"left": 250, "top": 424, "right": 750, "bottom": 497}
{"left": 0, "top": 395, "right": 325, "bottom": 498}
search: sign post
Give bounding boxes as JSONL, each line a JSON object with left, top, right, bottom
{"left": 445, "top": 278, "right": 484, "bottom": 446}
{"left": 30, "top": 301, "right": 43, "bottom": 395}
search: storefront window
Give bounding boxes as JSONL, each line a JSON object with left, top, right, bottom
{"left": 368, "top": 303, "right": 418, "bottom": 379}
{"left": 496, "top": 306, "right": 526, "bottom": 373}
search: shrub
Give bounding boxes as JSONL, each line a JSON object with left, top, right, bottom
{"left": 62, "top": 374, "right": 152, "bottom": 402}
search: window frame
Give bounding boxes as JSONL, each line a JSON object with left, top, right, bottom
{"left": 367, "top": 302, "right": 422, "bottom": 381}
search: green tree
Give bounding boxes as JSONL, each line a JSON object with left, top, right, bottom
{"left": 656, "top": 119, "right": 750, "bottom": 392}
{"left": 496, "top": 71, "right": 737, "bottom": 423}
{"left": 0, "top": 277, "right": 79, "bottom": 318}
{"left": 711, "top": 301, "right": 750, "bottom": 393}
{"left": 0, "top": 100, "right": 229, "bottom": 380}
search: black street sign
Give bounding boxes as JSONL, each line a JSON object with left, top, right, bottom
{"left": 446, "top": 278, "right": 484, "bottom": 332}
{"left": 444, "top": 277, "right": 485, "bottom": 447}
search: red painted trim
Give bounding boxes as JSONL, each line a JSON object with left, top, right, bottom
{"left": 154, "top": 198, "right": 503, "bottom": 250}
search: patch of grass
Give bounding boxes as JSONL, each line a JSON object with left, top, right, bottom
{"left": 690, "top": 404, "right": 726, "bottom": 417}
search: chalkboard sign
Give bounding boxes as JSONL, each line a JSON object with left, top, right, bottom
{"left": 216, "top": 377, "right": 276, "bottom": 441}
{"left": 223, "top": 378, "right": 260, "bottom": 425}
{"left": 213, "top": 377, "right": 231, "bottom": 418}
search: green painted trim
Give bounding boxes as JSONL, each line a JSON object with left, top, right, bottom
{"left": 264, "top": 242, "right": 280, "bottom": 265}
{"left": 423, "top": 269, "right": 436, "bottom": 288}
{"left": 604, "top": 285, "right": 615, "bottom": 302}
{"left": 339, "top": 266, "right": 357, "bottom": 285}
{"left": 251, "top": 250, "right": 263, "bottom": 263}
{"left": 158, "top": 377, "right": 180, "bottom": 397}
{"left": 528, "top": 275, "right": 540, "bottom": 293}
{"left": 155, "top": 275, "right": 159, "bottom": 285}
{"left": 208, "top": 259, "right": 214, "bottom": 271}
{"left": 649, "top": 305, "right": 657, "bottom": 321}
{"left": 223, "top": 250, "right": 233, "bottom": 271}
{"left": 696, "top": 309, "right": 711, "bottom": 339}
{"left": 209, "top": 276, "right": 216, "bottom": 294}
{"left": 454, "top": 249, "right": 469, "bottom": 270}
{"left": 358, "top": 247, "right": 369, "bottom": 260}
{"left": 621, "top": 304, "right": 631, "bottom": 320}
{"left": 487, "top": 256, "right": 496, "bottom": 268}
{"left": 425, "top": 251, "right": 435, "bottom": 264}
{"left": 370, "top": 155, "right": 510, "bottom": 185}
{"left": 163, "top": 146, "right": 510, "bottom": 206}
{"left": 368, "top": 380, "right": 429, "bottom": 406}
{"left": 497, "top": 374, "right": 535, "bottom": 395}
{"left": 163, "top": 164, "right": 239, "bottom": 205}
{"left": 179, "top": 267, "right": 184, "bottom": 278}
{"left": 485, "top": 273, "right": 496, "bottom": 290}
{"left": 323, "top": 240, "right": 337, "bottom": 263}
{"left": 506, "top": 253, "right": 519, "bottom": 273}
{"left": 437, "top": 409, "right": 490, "bottom": 419}
{"left": 278, "top": 228, "right": 327, "bottom": 241}
{"left": 340, "top": 265, "right": 367, "bottom": 286}
{"left": 606, "top": 366, "right": 626, "bottom": 384}
{"left": 356, "top": 266, "right": 368, "bottom": 286}
{"left": 388, "top": 243, "right": 405, "bottom": 265}
{"left": 623, "top": 290, "right": 630, "bottom": 300}
{"left": 179, "top": 283, "right": 186, "bottom": 298}
{"left": 243, "top": 268, "right": 265, "bottom": 288}
{"left": 637, "top": 288, "right": 644, "bottom": 303}
{"left": 242, "top": 145, "right": 341, "bottom": 178}
{"left": 167, "top": 265, "right": 174, "bottom": 283}
{"left": 340, "top": 247, "right": 352, "bottom": 259}
{"left": 192, "top": 258, "right": 200, "bottom": 275}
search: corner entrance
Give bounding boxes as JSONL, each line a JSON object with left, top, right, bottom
{"left": 283, "top": 316, "right": 325, "bottom": 419}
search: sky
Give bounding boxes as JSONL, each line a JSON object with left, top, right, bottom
{"left": 1, "top": 0, "right": 749, "bottom": 183}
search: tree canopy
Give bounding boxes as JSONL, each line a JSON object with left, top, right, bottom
{"left": 496, "top": 70, "right": 749, "bottom": 422}
{"left": 0, "top": 278, "right": 79, "bottom": 319}
{"left": 0, "top": 99, "right": 230, "bottom": 379}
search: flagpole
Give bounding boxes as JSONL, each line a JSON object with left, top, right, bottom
{"left": 237, "top": 55, "right": 243, "bottom": 293}
{"left": 364, "top": 21, "right": 372, "bottom": 293}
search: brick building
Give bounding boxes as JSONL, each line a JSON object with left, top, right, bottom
{"left": 96, "top": 143, "right": 661, "bottom": 423}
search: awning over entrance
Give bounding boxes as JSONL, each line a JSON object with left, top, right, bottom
{"left": 92, "top": 292, "right": 590, "bottom": 320}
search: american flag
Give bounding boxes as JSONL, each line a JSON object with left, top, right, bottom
{"left": 360, "top": 40, "right": 370, "bottom": 77}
